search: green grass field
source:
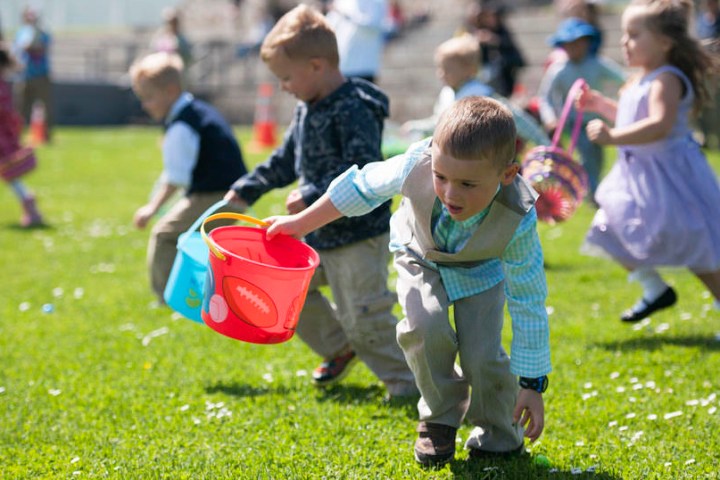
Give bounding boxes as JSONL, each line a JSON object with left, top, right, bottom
{"left": 1, "top": 127, "right": 719, "bottom": 479}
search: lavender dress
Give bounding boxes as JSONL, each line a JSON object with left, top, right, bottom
{"left": 584, "top": 65, "right": 720, "bottom": 273}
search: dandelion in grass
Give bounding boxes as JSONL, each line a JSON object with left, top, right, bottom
{"left": 18, "top": 302, "right": 30, "bottom": 312}
{"left": 680, "top": 312, "right": 692, "bottom": 321}
{"left": 685, "top": 459, "right": 695, "bottom": 465}
{"left": 632, "top": 318, "right": 651, "bottom": 331}
{"left": 647, "top": 414, "right": 657, "bottom": 420}
{"left": 708, "top": 405, "right": 716, "bottom": 414}
{"left": 546, "top": 306, "right": 554, "bottom": 315}
{"left": 664, "top": 411, "right": 682, "bottom": 420}
{"left": 296, "top": 369, "right": 307, "bottom": 377}
{"left": 610, "top": 371, "right": 620, "bottom": 379}
{"left": 70, "top": 457, "right": 80, "bottom": 464}
{"left": 52, "top": 287, "right": 64, "bottom": 298}
{"left": 616, "top": 386, "right": 626, "bottom": 393}
{"left": 262, "top": 373, "right": 274, "bottom": 382}
{"left": 180, "top": 404, "right": 190, "bottom": 412}
{"left": 49, "top": 389, "right": 61, "bottom": 396}
{"left": 655, "top": 323, "right": 670, "bottom": 333}
{"left": 608, "top": 420, "right": 618, "bottom": 427}
{"left": 141, "top": 327, "right": 169, "bottom": 346}
{"left": 0, "top": 387, "right": 5, "bottom": 394}
{"left": 73, "top": 287, "right": 84, "bottom": 299}
{"left": 619, "top": 426, "right": 628, "bottom": 431}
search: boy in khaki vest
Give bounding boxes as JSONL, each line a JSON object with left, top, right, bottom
{"left": 264, "top": 97, "right": 551, "bottom": 466}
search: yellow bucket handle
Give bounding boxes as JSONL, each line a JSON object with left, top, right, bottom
{"left": 201, "top": 212, "right": 269, "bottom": 261}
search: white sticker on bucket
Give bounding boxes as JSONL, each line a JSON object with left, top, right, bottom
{"left": 209, "top": 294, "right": 229, "bottom": 323}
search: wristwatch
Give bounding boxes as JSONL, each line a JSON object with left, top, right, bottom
{"left": 519, "top": 375, "right": 549, "bottom": 393}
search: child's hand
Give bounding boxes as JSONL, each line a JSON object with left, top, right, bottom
{"left": 264, "top": 215, "right": 306, "bottom": 240}
{"left": 133, "top": 205, "right": 155, "bottom": 229}
{"left": 575, "top": 86, "right": 602, "bottom": 114}
{"left": 585, "top": 119, "right": 613, "bottom": 145}
{"left": 513, "top": 389, "right": 545, "bottom": 442}
{"left": 224, "top": 190, "right": 248, "bottom": 210}
{"left": 285, "top": 189, "right": 307, "bottom": 214}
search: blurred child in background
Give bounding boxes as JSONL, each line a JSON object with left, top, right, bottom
{"left": 225, "top": 5, "right": 417, "bottom": 399}
{"left": 537, "top": 17, "right": 625, "bottom": 200}
{"left": 402, "top": 33, "right": 549, "bottom": 150}
{"left": 466, "top": 1, "right": 526, "bottom": 97}
{"left": 130, "top": 52, "right": 247, "bottom": 304}
{"left": 0, "top": 42, "right": 43, "bottom": 227}
{"left": 578, "top": 0, "right": 720, "bottom": 321}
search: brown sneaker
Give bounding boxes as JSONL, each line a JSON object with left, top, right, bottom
{"left": 414, "top": 422, "right": 457, "bottom": 466}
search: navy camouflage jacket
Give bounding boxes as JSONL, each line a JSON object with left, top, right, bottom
{"left": 231, "top": 78, "right": 392, "bottom": 250}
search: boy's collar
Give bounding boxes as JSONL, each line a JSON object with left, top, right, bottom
{"left": 165, "top": 92, "right": 193, "bottom": 124}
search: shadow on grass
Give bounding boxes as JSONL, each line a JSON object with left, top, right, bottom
{"left": 204, "top": 381, "right": 293, "bottom": 397}
{"left": 313, "top": 384, "right": 420, "bottom": 417}
{"left": 595, "top": 334, "right": 720, "bottom": 352}
{"left": 3, "top": 222, "right": 53, "bottom": 231}
{"left": 442, "top": 453, "right": 622, "bottom": 479}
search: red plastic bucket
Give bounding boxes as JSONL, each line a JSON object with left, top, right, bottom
{"left": 200, "top": 213, "right": 320, "bottom": 344}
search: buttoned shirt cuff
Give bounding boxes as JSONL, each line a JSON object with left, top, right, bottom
{"left": 328, "top": 166, "right": 375, "bottom": 217}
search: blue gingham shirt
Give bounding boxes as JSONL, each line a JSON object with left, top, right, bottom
{"left": 328, "top": 139, "right": 550, "bottom": 377}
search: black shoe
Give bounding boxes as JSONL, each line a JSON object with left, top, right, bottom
{"left": 621, "top": 287, "right": 677, "bottom": 322}
{"left": 467, "top": 443, "right": 525, "bottom": 460}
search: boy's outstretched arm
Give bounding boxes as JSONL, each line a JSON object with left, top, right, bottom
{"left": 513, "top": 389, "right": 544, "bottom": 442}
{"left": 265, "top": 193, "right": 343, "bottom": 240}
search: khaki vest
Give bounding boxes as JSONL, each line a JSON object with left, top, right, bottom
{"left": 392, "top": 147, "right": 538, "bottom": 266}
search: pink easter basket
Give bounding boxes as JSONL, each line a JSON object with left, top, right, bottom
{"left": 522, "top": 78, "right": 589, "bottom": 223}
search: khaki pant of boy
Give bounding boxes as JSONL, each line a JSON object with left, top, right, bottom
{"left": 394, "top": 252, "right": 524, "bottom": 453}
{"left": 147, "top": 192, "right": 242, "bottom": 303}
{"left": 296, "top": 233, "right": 417, "bottom": 396}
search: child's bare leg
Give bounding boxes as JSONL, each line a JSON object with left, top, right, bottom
{"left": 694, "top": 270, "right": 720, "bottom": 308}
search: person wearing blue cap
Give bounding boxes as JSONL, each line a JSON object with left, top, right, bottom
{"left": 536, "top": 17, "right": 625, "bottom": 201}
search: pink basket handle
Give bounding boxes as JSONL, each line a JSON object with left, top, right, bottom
{"left": 551, "top": 78, "right": 587, "bottom": 156}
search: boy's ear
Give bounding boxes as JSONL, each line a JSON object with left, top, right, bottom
{"left": 309, "top": 57, "right": 325, "bottom": 72}
{"left": 500, "top": 163, "right": 520, "bottom": 186}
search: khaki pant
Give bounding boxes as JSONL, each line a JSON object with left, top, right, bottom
{"left": 296, "top": 233, "right": 417, "bottom": 396}
{"left": 394, "top": 252, "right": 523, "bottom": 453}
{"left": 147, "top": 192, "right": 242, "bottom": 302}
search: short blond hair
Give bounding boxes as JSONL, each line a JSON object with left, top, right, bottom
{"left": 434, "top": 96, "right": 516, "bottom": 170}
{"left": 129, "top": 52, "right": 184, "bottom": 89}
{"left": 434, "top": 34, "right": 480, "bottom": 71}
{"left": 260, "top": 4, "right": 339, "bottom": 65}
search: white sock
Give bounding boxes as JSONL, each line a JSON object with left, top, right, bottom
{"left": 628, "top": 268, "right": 669, "bottom": 302}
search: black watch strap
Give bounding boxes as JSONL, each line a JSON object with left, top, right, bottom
{"left": 519, "top": 375, "right": 549, "bottom": 393}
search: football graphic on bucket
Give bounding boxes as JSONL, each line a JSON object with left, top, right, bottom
{"left": 222, "top": 276, "right": 279, "bottom": 328}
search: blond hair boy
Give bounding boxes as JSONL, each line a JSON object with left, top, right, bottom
{"left": 265, "top": 96, "right": 551, "bottom": 466}
{"left": 130, "top": 51, "right": 247, "bottom": 303}
{"left": 403, "top": 34, "right": 549, "bottom": 147}
{"left": 224, "top": 5, "right": 417, "bottom": 398}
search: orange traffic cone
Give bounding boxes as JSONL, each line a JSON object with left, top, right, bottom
{"left": 250, "top": 83, "right": 277, "bottom": 151}
{"left": 29, "top": 101, "right": 48, "bottom": 147}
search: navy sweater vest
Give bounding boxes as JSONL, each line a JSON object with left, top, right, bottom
{"left": 168, "top": 99, "right": 247, "bottom": 195}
